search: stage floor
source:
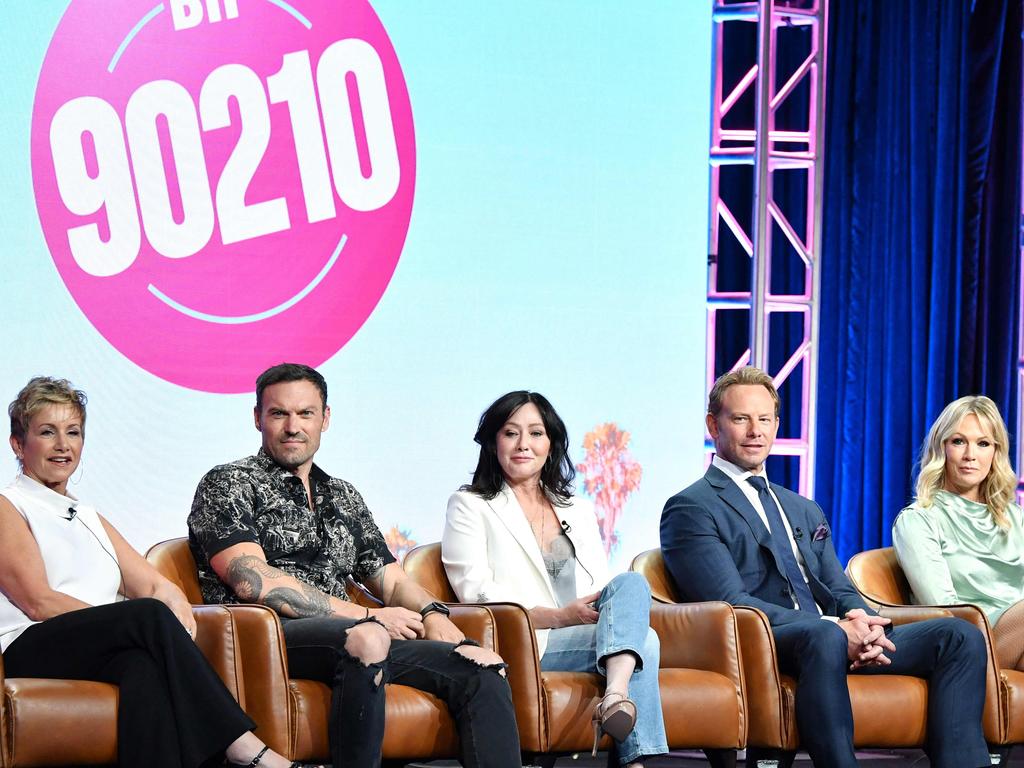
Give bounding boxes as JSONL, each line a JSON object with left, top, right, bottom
{"left": 411, "top": 749, "right": 1019, "bottom": 766}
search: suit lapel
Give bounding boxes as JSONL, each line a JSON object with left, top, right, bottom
{"left": 706, "top": 465, "right": 799, "bottom": 590}
{"left": 705, "top": 465, "right": 775, "bottom": 551}
{"left": 488, "top": 486, "right": 559, "bottom": 605}
{"left": 771, "top": 482, "right": 835, "bottom": 610}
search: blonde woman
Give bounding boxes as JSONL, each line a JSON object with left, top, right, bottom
{"left": 893, "top": 395, "right": 1024, "bottom": 669}
{"left": 0, "top": 377, "right": 315, "bottom": 768}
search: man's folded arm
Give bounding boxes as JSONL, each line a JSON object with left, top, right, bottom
{"left": 661, "top": 495, "right": 816, "bottom": 627}
{"left": 210, "top": 542, "right": 367, "bottom": 619}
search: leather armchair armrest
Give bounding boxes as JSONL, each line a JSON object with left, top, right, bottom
{"left": 193, "top": 605, "right": 243, "bottom": 698}
{"left": 204, "top": 603, "right": 294, "bottom": 757}
{"left": 479, "top": 602, "right": 546, "bottom": 754}
{"left": 875, "top": 605, "right": 953, "bottom": 625}
{"left": 734, "top": 606, "right": 791, "bottom": 750}
{"left": 448, "top": 604, "right": 497, "bottom": 650}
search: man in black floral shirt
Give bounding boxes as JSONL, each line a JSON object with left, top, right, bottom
{"left": 188, "top": 363, "right": 520, "bottom": 768}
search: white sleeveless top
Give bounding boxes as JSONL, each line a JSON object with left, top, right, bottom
{"left": 0, "top": 474, "right": 121, "bottom": 651}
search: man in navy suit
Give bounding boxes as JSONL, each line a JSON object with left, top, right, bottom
{"left": 660, "top": 366, "right": 990, "bottom": 768}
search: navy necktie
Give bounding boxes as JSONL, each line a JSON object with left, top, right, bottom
{"left": 746, "top": 476, "right": 818, "bottom": 613}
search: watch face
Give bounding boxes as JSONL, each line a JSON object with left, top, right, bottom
{"left": 423, "top": 601, "right": 450, "bottom": 616}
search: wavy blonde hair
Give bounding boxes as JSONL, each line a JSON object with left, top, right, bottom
{"left": 9, "top": 376, "right": 87, "bottom": 460}
{"left": 915, "top": 395, "right": 1016, "bottom": 529}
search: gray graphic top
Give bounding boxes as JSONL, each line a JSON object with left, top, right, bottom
{"left": 188, "top": 449, "right": 395, "bottom": 605}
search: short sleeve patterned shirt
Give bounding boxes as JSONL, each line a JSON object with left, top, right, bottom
{"left": 188, "top": 449, "right": 396, "bottom": 606}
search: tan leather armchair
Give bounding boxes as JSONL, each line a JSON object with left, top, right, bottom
{"left": 846, "top": 546, "right": 1017, "bottom": 748}
{"left": 145, "top": 537, "right": 502, "bottom": 764}
{"left": 404, "top": 542, "right": 746, "bottom": 768}
{"left": 1, "top": 602, "right": 263, "bottom": 767}
{"left": 632, "top": 548, "right": 953, "bottom": 766}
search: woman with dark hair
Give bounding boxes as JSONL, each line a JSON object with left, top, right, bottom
{"left": 0, "top": 376, "right": 317, "bottom": 768}
{"left": 442, "top": 391, "right": 667, "bottom": 768}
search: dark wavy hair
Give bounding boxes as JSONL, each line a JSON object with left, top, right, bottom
{"left": 462, "top": 391, "right": 575, "bottom": 504}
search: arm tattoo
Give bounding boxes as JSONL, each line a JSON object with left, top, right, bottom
{"left": 264, "top": 583, "right": 333, "bottom": 618}
{"left": 226, "top": 554, "right": 332, "bottom": 617}
{"left": 225, "top": 554, "right": 280, "bottom": 601}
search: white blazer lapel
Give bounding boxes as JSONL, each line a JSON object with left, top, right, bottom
{"left": 488, "top": 486, "right": 560, "bottom": 606}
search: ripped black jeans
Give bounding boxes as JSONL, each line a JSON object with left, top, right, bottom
{"left": 281, "top": 616, "right": 520, "bottom": 768}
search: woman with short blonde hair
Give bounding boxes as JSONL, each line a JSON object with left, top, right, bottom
{"left": 1, "top": 376, "right": 315, "bottom": 768}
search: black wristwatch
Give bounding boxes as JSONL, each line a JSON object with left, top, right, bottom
{"left": 420, "top": 601, "right": 451, "bottom": 618}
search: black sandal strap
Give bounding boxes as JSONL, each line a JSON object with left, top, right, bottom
{"left": 248, "top": 745, "right": 270, "bottom": 767}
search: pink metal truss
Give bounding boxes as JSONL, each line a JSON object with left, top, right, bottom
{"left": 706, "top": 0, "right": 828, "bottom": 495}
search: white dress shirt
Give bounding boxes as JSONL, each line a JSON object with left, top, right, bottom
{"left": 0, "top": 474, "right": 121, "bottom": 650}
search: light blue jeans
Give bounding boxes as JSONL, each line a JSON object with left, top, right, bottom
{"left": 540, "top": 572, "right": 668, "bottom": 765}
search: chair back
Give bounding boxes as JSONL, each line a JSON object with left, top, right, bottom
{"left": 146, "top": 537, "right": 204, "bottom": 603}
{"left": 629, "top": 548, "right": 681, "bottom": 603}
{"left": 404, "top": 542, "right": 458, "bottom": 602}
{"left": 845, "top": 546, "right": 912, "bottom": 605}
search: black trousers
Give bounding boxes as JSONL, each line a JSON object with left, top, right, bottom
{"left": 773, "top": 616, "right": 990, "bottom": 768}
{"left": 3, "top": 598, "right": 255, "bottom": 768}
{"left": 282, "top": 616, "right": 521, "bottom": 768}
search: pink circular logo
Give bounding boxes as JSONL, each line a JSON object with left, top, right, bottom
{"left": 32, "top": 0, "right": 415, "bottom": 392}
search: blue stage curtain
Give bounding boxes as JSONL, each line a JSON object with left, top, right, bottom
{"left": 814, "top": 0, "right": 1022, "bottom": 563}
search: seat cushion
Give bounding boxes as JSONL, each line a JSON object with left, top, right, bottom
{"left": 288, "top": 678, "right": 461, "bottom": 761}
{"left": 659, "top": 668, "right": 743, "bottom": 748}
{"left": 770, "top": 673, "right": 929, "bottom": 749}
{"left": 849, "top": 675, "right": 929, "bottom": 746}
{"left": 540, "top": 668, "right": 744, "bottom": 753}
{"left": 4, "top": 678, "right": 118, "bottom": 766}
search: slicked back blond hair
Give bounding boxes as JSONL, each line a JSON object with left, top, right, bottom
{"left": 9, "top": 376, "right": 87, "bottom": 446}
{"left": 708, "top": 366, "right": 780, "bottom": 418}
{"left": 915, "top": 395, "right": 1016, "bottom": 529}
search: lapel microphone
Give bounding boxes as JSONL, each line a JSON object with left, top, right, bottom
{"left": 65, "top": 505, "right": 78, "bottom": 521}
{"left": 560, "top": 520, "right": 571, "bottom": 533}
{"left": 793, "top": 527, "right": 804, "bottom": 540}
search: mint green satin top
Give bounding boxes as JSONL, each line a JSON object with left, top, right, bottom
{"left": 892, "top": 491, "right": 1024, "bottom": 625}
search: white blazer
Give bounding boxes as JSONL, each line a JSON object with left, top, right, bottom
{"left": 442, "top": 485, "right": 611, "bottom": 657}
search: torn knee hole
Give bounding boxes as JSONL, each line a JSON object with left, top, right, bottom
{"left": 453, "top": 644, "right": 508, "bottom": 676}
{"left": 343, "top": 621, "right": 390, "bottom": 666}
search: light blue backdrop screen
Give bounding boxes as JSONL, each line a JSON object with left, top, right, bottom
{"left": 0, "top": 1, "right": 711, "bottom": 571}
